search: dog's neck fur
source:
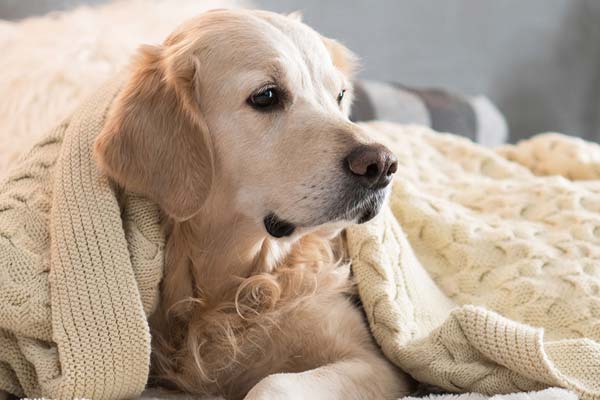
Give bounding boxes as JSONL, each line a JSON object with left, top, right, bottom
{"left": 160, "top": 191, "right": 297, "bottom": 313}
{"left": 151, "top": 187, "right": 358, "bottom": 398}
{"left": 156, "top": 176, "right": 348, "bottom": 323}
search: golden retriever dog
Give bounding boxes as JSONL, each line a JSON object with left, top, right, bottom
{"left": 95, "top": 8, "right": 412, "bottom": 400}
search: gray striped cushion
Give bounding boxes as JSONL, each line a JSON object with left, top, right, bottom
{"left": 351, "top": 80, "right": 508, "bottom": 146}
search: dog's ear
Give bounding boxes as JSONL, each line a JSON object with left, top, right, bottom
{"left": 287, "top": 11, "right": 303, "bottom": 22}
{"left": 95, "top": 44, "right": 213, "bottom": 221}
{"left": 321, "top": 37, "right": 359, "bottom": 77}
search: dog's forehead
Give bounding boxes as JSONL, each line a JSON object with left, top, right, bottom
{"left": 251, "top": 11, "right": 331, "bottom": 58}
{"left": 192, "top": 10, "right": 339, "bottom": 82}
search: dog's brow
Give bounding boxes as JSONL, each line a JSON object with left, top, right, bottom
{"left": 267, "top": 63, "right": 287, "bottom": 86}
{"left": 257, "top": 63, "right": 293, "bottom": 98}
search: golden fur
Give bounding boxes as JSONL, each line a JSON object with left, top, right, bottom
{"left": 95, "top": 9, "right": 412, "bottom": 400}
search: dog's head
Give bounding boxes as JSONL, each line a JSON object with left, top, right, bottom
{"left": 96, "top": 9, "right": 397, "bottom": 239}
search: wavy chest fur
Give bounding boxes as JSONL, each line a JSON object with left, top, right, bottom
{"left": 149, "top": 223, "right": 374, "bottom": 400}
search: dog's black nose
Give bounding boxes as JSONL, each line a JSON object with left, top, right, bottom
{"left": 345, "top": 144, "right": 398, "bottom": 189}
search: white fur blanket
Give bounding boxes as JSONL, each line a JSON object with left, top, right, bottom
{"left": 0, "top": 0, "right": 250, "bottom": 176}
{"left": 0, "top": 1, "right": 589, "bottom": 399}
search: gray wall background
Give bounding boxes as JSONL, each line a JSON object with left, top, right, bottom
{"left": 2, "top": 0, "right": 600, "bottom": 142}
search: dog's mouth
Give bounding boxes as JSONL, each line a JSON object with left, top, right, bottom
{"left": 344, "top": 189, "right": 386, "bottom": 224}
{"left": 264, "top": 189, "right": 387, "bottom": 238}
{"left": 357, "top": 205, "right": 379, "bottom": 224}
{"left": 264, "top": 213, "right": 296, "bottom": 238}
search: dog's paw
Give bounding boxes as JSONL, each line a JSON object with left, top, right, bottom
{"left": 243, "top": 374, "right": 304, "bottom": 400}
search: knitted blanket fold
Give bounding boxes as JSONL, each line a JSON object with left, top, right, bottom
{"left": 0, "top": 80, "right": 165, "bottom": 399}
{"left": 1, "top": 82, "right": 599, "bottom": 400}
{"left": 349, "top": 122, "right": 600, "bottom": 400}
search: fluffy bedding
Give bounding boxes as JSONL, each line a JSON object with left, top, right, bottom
{"left": 0, "top": 78, "right": 164, "bottom": 399}
{"left": 0, "top": 79, "right": 595, "bottom": 397}
{"left": 0, "top": 1, "right": 598, "bottom": 399}
{"left": 350, "top": 123, "right": 600, "bottom": 399}
{"left": 0, "top": 0, "right": 250, "bottom": 176}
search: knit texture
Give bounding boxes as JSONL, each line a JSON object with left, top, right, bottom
{"left": 0, "top": 83, "right": 598, "bottom": 399}
{"left": 349, "top": 122, "right": 600, "bottom": 400}
{"left": 0, "top": 80, "right": 164, "bottom": 399}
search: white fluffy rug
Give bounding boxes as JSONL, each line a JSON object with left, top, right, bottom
{"left": 0, "top": 1, "right": 579, "bottom": 399}
{"left": 0, "top": 0, "right": 250, "bottom": 175}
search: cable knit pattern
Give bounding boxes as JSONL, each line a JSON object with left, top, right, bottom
{"left": 349, "top": 122, "right": 600, "bottom": 400}
{"left": 0, "top": 79, "right": 164, "bottom": 399}
{"left": 1, "top": 87, "right": 597, "bottom": 398}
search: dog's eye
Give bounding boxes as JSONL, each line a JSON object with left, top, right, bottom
{"left": 249, "top": 87, "right": 280, "bottom": 110}
{"left": 337, "top": 89, "right": 346, "bottom": 104}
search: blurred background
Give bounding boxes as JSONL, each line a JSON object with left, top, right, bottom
{"left": 2, "top": 0, "right": 600, "bottom": 143}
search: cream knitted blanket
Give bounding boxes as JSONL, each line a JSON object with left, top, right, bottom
{"left": 1, "top": 79, "right": 598, "bottom": 399}
{"left": 350, "top": 122, "right": 600, "bottom": 400}
{"left": 0, "top": 80, "right": 165, "bottom": 399}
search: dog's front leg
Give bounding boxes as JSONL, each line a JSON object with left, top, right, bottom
{"left": 244, "top": 357, "right": 412, "bottom": 400}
